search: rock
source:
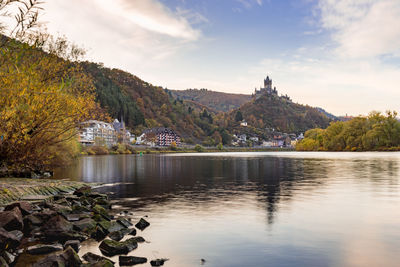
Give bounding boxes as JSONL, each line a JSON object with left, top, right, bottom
{"left": 66, "top": 213, "right": 86, "bottom": 222}
{"left": 3, "top": 251, "right": 15, "bottom": 265}
{"left": 5, "top": 201, "right": 33, "bottom": 215}
{"left": 35, "top": 209, "right": 57, "bottom": 221}
{"left": 0, "top": 256, "right": 8, "bottom": 267}
{"left": 23, "top": 214, "right": 43, "bottom": 233}
{"left": 20, "top": 195, "right": 50, "bottom": 201}
{"left": 130, "top": 236, "right": 145, "bottom": 243}
{"left": 64, "top": 240, "right": 80, "bottom": 252}
{"left": 107, "top": 221, "right": 125, "bottom": 233}
{"left": 73, "top": 218, "right": 96, "bottom": 233}
{"left": 135, "top": 218, "right": 150, "bottom": 231}
{"left": 82, "top": 252, "right": 115, "bottom": 264}
{"left": 42, "top": 215, "right": 73, "bottom": 240}
{"left": 26, "top": 243, "right": 63, "bottom": 255}
{"left": 0, "top": 207, "right": 24, "bottom": 231}
{"left": 73, "top": 186, "right": 92, "bottom": 197}
{"left": 108, "top": 228, "right": 136, "bottom": 242}
{"left": 91, "top": 225, "right": 108, "bottom": 241}
{"left": 99, "top": 238, "right": 138, "bottom": 257}
{"left": 31, "top": 247, "right": 82, "bottom": 267}
{"left": 150, "top": 259, "right": 169, "bottom": 266}
{"left": 117, "top": 218, "right": 132, "bottom": 228}
{"left": 119, "top": 256, "right": 147, "bottom": 266}
{"left": 9, "top": 230, "right": 23, "bottom": 242}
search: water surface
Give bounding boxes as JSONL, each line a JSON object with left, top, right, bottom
{"left": 54, "top": 152, "right": 400, "bottom": 267}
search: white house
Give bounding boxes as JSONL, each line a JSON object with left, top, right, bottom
{"left": 240, "top": 120, "right": 248, "bottom": 127}
{"left": 78, "top": 120, "right": 117, "bottom": 147}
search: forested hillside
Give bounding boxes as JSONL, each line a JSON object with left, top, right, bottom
{"left": 169, "top": 88, "right": 251, "bottom": 112}
{"left": 226, "top": 94, "right": 331, "bottom": 133}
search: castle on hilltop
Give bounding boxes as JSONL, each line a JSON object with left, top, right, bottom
{"left": 253, "top": 75, "right": 278, "bottom": 99}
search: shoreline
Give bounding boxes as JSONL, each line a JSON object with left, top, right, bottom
{"left": 0, "top": 181, "right": 157, "bottom": 266}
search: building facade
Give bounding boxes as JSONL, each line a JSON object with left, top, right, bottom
{"left": 142, "top": 127, "right": 181, "bottom": 147}
{"left": 78, "top": 120, "right": 117, "bottom": 147}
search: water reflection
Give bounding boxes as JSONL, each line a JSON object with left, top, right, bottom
{"left": 54, "top": 152, "right": 400, "bottom": 267}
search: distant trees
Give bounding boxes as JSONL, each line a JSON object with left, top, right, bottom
{"left": 296, "top": 111, "right": 400, "bottom": 151}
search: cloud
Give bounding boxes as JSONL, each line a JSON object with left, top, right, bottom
{"left": 316, "top": 0, "right": 400, "bottom": 58}
{"left": 39, "top": 0, "right": 206, "bottom": 75}
{"left": 236, "top": 0, "right": 263, "bottom": 9}
{"left": 96, "top": 0, "right": 201, "bottom": 41}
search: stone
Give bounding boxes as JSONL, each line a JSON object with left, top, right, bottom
{"left": 8, "top": 230, "right": 23, "bottom": 242}
{"left": 31, "top": 247, "right": 82, "bottom": 267}
{"left": 91, "top": 225, "right": 108, "bottom": 241}
{"left": 117, "top": 218, "right": 132, "bottom": 228}
{"left": 73, "top": 186, "right": 92, "bottom": 197}
{"left": 64, "top": 240, "right": 80, "bottom": 252}
{"left": 135, "top": 218, "right": 150, "bottom": 231}
{"left": 130, "top": 236, "right": 145, "bottom": 243}
{"left": 73, "top": 218, "right": 96, "bottom": 233}
{"left": 0, "top": 207, "right": 24, "bottom": 231}
{"left": 3, "top": 251, "right": 16, "bottom": 265}
{"left": 150, "top": 259, "right": 169, "bottom": 266}
{"left": 107, "top": 221, "right": 125, "bottom": 233}
{"left": 42, "top": 215, "right": 73, "bottom": 236}
{"left": 119, "top": 256, "right": 147, "bottom": 266}
{"left": 108, "top": 228, "right": 136, "bottom": 242}
{"left": 0, "top": 256, "right": 8, "bottom": 267}
{"left": 5, "top": 201, "right": 33, "bottom": 215}
{"left": 26, "top": 244, "right": 63, "bottom": 255}
{"left": 82, "top": 252, "right": 115, "bottom": 264}
{"left": 99, "top": 238, "right": 138, "bottom": 257}
{"left": 20, "top": 195, "right": 50, "bottom": 201}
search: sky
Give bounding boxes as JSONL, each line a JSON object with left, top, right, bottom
{"left": 14, "top": 0, "right": 400, "bottom": 115}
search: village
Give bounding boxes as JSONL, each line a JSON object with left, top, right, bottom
{"left": 77, "top": 118, "right": 304, "bottom": 149}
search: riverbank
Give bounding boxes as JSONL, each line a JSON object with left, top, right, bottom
{"left": 81, "top": 144, "right": 295, "bottom": 156}
{"left": 0, "top": 181, "right": 159, "bottom": 266}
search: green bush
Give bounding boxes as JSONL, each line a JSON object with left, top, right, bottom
{"left": 194, "top": 144, "right": 204, "bottom": 152}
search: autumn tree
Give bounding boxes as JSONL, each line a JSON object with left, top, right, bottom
{"left": 0, "top": 1, "right": 102, "bottom": 173}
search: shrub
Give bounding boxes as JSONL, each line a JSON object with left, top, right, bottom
{"left": 194, "top": 144, "right": 204, "bottom": 152}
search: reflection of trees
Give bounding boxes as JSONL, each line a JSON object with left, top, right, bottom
{"left": 54, "top": 154, "right": 400, "bottom": 227}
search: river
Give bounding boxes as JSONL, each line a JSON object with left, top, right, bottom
{"left": 54, "top": 152, "right": 400, "bottom": 267}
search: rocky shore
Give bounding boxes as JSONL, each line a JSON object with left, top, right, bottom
{"left": 0, "top": 184, "right": 166, "bottom": 266}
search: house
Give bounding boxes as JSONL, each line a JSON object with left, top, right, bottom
{"left": 142, "top": 127, "right": 181, "bottom": 147}
{"left": 112, "top": 119, "right": 133, "bottom": 144}
{"left": 249, "top": 136, "right": 259, "bottom": 142}
{"left": 78, "top": 120, "right": 117, "bottom": 147}
{"left": 239, "top": 134, "right": 247, "bottom": 143}
{"left": 240, "top": 120, "right": 248, "bottom": 127}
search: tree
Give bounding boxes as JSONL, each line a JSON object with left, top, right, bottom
{"left": 235, "top": 110, "right": 243, "bottom": 122}
{"left": 0, "top": 2, "right": 102, "bottom": 172}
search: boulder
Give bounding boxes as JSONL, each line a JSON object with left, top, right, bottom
{"left": 82, "top": 252, "right": 115, "bottom": 264}
{"left": 150, "top": 259, "right": 169, "bottom": 266}
{"left": 26, "top": 244, "right": 63, "bottom": 255}
{"left": 107, "top": 221, "right": 125, "bottom": 233}
{"left": 3, "top": 251, "right": 15, "bottom": 265}
{"left": 91, "top": 225, "right": 108, "bottom": 241}
{"left": 99, "top": 238, "right": 138, "bottom": 257}
{"left": 73, "top": 186, "right": 92, "bottom": 197}
{"left": 135, "top": 218, "right": 150, "bottom": 231}
{"left": 73, "top": 218, "right": 96, "bottom": 233}
{"left": 108, "top": 228, "right": 136, "bottom": 242}
{"left": 9, "top": 230, "right": 23, "bottom": 242}
{"left": 117, "top": 218, "right": 132, "bottom": 228}
{"left": 0, "top": 256, "right": 8, "bottom": 267}
{"left": 0, "top": 207, "right": 23, "bottom": 231}
{"left": 64, "top": 240, "right": 80, "bottom": 252}
{"left": 86, "top": 259, "right": 115, "bottom": 267}
{"left": 5, "top": 201, "right": 33, "bottom": 215}
{"left": 119, "top": 256, "right": 147, "bottom": 266}
{"left": 31, "top": 247, "right": 82, "bottom": 267}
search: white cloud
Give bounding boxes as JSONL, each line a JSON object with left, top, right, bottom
{"left": 38, "top": 0, "right": 206, "bottom": 77}
{"left": 236, "top": 0, "right": 263, "bottom": 9}
{"left": 316, "top": 0, "right": 400, "bottom": 58}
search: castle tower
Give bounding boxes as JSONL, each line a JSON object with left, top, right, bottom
{"left": 264, "top": 76, "right": 272, "bottom": 90}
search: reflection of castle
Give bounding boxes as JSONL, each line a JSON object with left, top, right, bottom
{"left": 254, "top": 76, "right": 278, "bottom": 99}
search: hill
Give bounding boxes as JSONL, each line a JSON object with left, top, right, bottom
{"left": 227, "top": 93, "right": 331, "bottom": 134}
{"left": 81, "top": 62, "right": 218, "bottom": 141}
{"left": 169, "top": 88, "right": 251, "bottom": 112}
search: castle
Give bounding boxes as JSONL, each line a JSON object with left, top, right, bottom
{"left": 253, "top": 75, "right": 278, "bottom": 99}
